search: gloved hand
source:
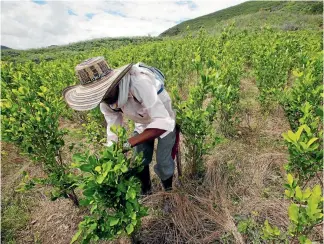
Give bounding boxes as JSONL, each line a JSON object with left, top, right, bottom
{"left": 122, "top": 141, "right": 132, "bottom": 153}
{"left": 102, "top": 141, "right": 114, "bottom": 147}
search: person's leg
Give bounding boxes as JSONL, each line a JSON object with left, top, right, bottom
{"left": 155, "top": 128, "right": 176, "bottom": 191}
{"left": 133, "top": 131, "right": 154, "bottom": 194}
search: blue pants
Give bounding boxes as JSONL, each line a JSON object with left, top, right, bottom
{"left": 133, "top": 128, "right": 176, "bottom": 181}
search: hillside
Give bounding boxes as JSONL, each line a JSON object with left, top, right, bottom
{"left": 160, "top": 1, "right": 323, "bottom": 37}
{"left": 1, "top": 37, "right": 161, "bottom": 63}
{"left": 2, "top": 2, "right": 322, "bottom": 63}
{"left": 1, "top": 45, "right": 12, "bottom": 50}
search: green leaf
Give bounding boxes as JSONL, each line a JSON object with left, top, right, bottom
{"left": 79, "top": 199, "right": 91, "bottom": 206}
{"left": 102, "top": 162, "right": 112, "bottom": 172}
{"left": 306, "top": 185, "right": 322, "bottom": 220}
{"left": 109, "top": 218, "right": 119, "bottom": 226}
{"left": 303, "top": 188, "right": 312, "bottom": 199}
{"left": 282, "top": 132, "right": 292, "bottom": 142}
{"left": 288, "top": 204, "right": 299, "bottom": 223}
{"left": 130, "top": 212, "right": 136, "bottom": 220}
{"left": 262, "top": 220, "right": 274, "bottom": 239}
{"left": 304, "top": 125, "right": 311, "bottom": 136}
{"left": 126, "top": 188, "right": 136, "bottom": 200}
{"left": 79, "top": 164, "right": 93, "bottom": 172}
{"left": 90, "top": 204, "right": 97, "bottom": 214}
{"left": 40, "top": 86, "right": 48, "bottom": 93}
{"left": 83, "top": 188, "right": 95, "bottom": 197}
{"left": 73, "top": 153, "right": 86, "bottom": 163}
{"left": 96, "top": 162, "right": 112, "bottom": 184}
{"left": 94, "top": 166, "right": 102, "bottom": 173}
{"left": 88, "top": 155, "right": 97, "bottom": 166}
{"left": 307, "top": 138, "right": 318, "bottom": 147}
{"left": 312, "top": 185, "right": 322, "bottom": 199}
{"left": 295, "top": 186, "right": 303, "bottom": 201}
{"left": 103, "top": 149, "right": 114, "bottom": 159}
{"left": 273, "top": 226, "right": 280, "bottom": 236}
{"left": 295, "top": 125, "right": 305, "bottom": 141}
{"left": 114, "top": 164, "right": 121, "bottom": 171}
{"left": 70, "top": 229, "right": 82, "bottom": 244}
{"left": 315, "top": 107, "right": 323, "bottom": 118}
{"left": 292, "top": 70, "right": 303, "bottom": 77}
{"left": 126, "top": 224, "right": 134, "bottom": 235}
{"left": 287, "top": 130, "right": 296, "bottom": 142}
{"left": 299, "top": 142, "right": 308, "bottom": 150}
{"left": 298, "top": 235, "right": 312, "bottom": 244}
{"left": 121, "top": 164, "right": 128, "bottom": 173}
{"left": 285, "top": 189, "right": 293, "bottom": 198}
{"left": 96, "top": 170, "right": 108, "bottom": 184}
{"left": 287, "top": 174, "right": 294, "bottom": 187}
{"left": 304, "top": 239, "right": 312, "bottom": 244}
{"left": 238, "top": 221, "right": 248, "bottom": 233}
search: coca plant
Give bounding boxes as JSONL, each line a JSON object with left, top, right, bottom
{"left": 71, "top": 126, "right": 147, "bottom": 243}
{"left": 283, "top": 54, "right": 323, "bottom": 131}
{"left": 262, "top": 174, "right": 323, "bottom": 244}
{"left": 173, "top": 66, "right": 220, "bottom": 177}
{"left": 207, "top": 54, "right": 243, "bottom": 137}
{"left": 1, "top": 68, "right": 79, "bottom": 205}
{"left": 251, "top": 29, "right": 292, "bottom": 111}
{"left": 282, "top": 122, "right": 323, "bottom": 185}
{"left": 282, "top": 57, "right": 323, "bottom": 184}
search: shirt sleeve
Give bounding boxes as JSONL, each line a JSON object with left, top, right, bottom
{"left": 99, "top": 102, "right": 123, "bottom": 146}
{"left": 131, "top": 73, "right": 175, "bottom": 137}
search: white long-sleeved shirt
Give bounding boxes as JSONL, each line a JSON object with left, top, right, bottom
{"left": 100, "top": 68, "right": 175, "bottom": 146}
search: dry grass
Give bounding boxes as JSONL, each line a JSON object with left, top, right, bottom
{"left": 139, "top": 190, "right": 224, "bottom": 244}
{"left": 26, "top": 199, "right": 85, "bottom": 244}
{"left": 135, "top": 76, "right": 296, "bottom": 243}
{"left": 1, "top": 122, "right": 88, "bottom": 244}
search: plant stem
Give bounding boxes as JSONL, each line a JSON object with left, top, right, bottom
{"left": 67, "top": 189, "right": 79, "bottom": 207}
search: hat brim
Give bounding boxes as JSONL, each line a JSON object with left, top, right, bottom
{"left": 63, "top": 63, "right": 133, "bottom": 111}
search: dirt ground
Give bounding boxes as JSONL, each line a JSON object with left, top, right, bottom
{"left": 1, "top": 76, "right": 323, "bottom": 243}
{"left": 1, "top": 141, "right": 84, "bottom": 244}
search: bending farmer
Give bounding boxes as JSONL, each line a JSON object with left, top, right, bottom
{"left": 63, "top": 56, "right": 176, "bottom": 194}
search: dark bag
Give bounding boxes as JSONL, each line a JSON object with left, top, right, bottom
{"left": 137, "top": 62, "right": 165, "bottom": 85}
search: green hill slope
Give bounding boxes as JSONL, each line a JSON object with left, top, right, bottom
{"left": 160, "top": 1, "right": 323, "bottom": 37}
{"left": 1, "top": 37, "right": 161, "bottom": 63}
{"left": 1, "top": 45, "right": 12, "bottom": 50}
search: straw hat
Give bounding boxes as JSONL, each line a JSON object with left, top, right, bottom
{"left": 63, "top": 56, "right": 132, "bottom": 111}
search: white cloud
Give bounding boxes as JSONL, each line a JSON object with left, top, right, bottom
{"left": 1, "top": 0, "right": 245, "bottom": 49}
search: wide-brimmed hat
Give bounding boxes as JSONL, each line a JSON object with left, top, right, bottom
{"left": 63, "top": 56, "right": 132, "bottom": 111}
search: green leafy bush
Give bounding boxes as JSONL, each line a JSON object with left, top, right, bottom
{"left": 174, "top": 67, "right": 220, "bottom": 176}
{"left": 283, "top": 53, "right": 323, "bottom": 131}
{"left": 282, "top": 123, "right": 322, "bottom": 183}
{"left": 71, "top": 127, "right": 147, "bottom": 243}
{"left": 262, "top": 174, "right": 323, "bottom": 244}
{"left": 1, "top": 77, "right": 79, "bottom": 204}
{"left": 251, "top": 29, "right": 292, "bottom": 110}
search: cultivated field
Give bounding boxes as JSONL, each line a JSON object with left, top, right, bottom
{"left": 1, "top": 22, "right": 323, "bottom": 244}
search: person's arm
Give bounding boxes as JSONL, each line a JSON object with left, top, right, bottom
{"left": 100, "top": 102, "right": 123, "bottom": 146}
{"left": 128, "top": 128, "right": 166, "bottom": 147}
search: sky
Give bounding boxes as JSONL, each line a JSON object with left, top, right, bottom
{"left": 1, "top": 0, "right": 246, "bottom": 50}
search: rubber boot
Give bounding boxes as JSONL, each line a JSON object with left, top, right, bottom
{"left": 137, "top": 165, "right": 152, "bottom": 195}
{"left": 161, "top": 175, "right": 173, "bottom": 191}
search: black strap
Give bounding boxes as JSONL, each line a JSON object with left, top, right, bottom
{"left": 111, "top": 107, "right": 123, "bottom": 113}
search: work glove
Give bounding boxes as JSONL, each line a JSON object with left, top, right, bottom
{"left": 122, "top": 141, "right": 132, "bottom": 153}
